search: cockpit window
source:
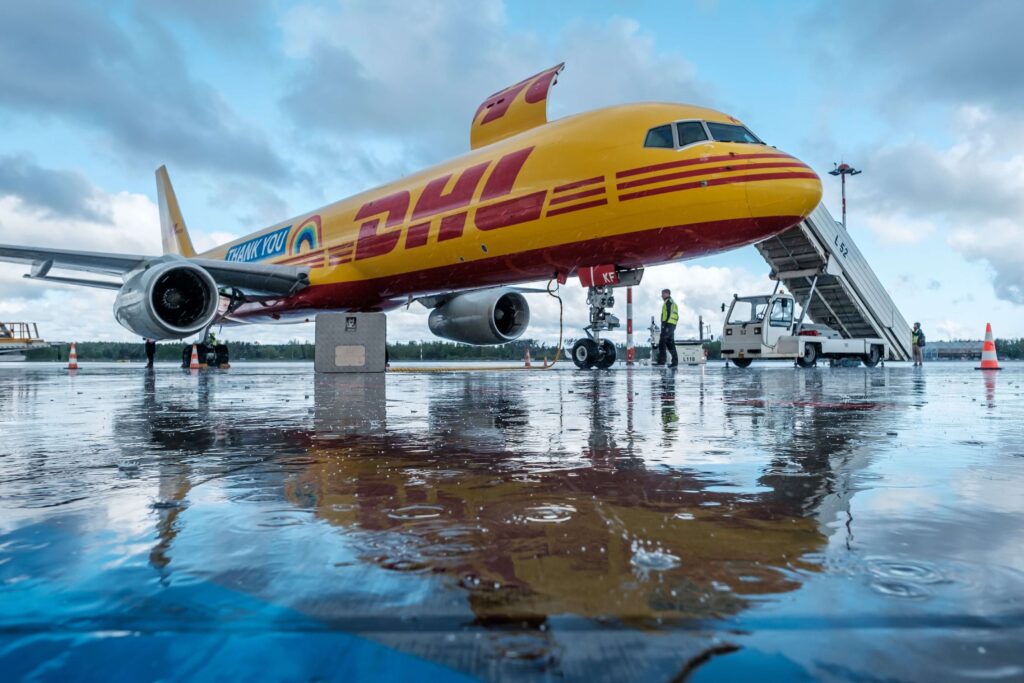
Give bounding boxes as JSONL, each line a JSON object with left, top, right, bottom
{"left": 706, "top": 122, "right": 762, "bottom": 144}
{"left": 675, "top": 121, "right": 708, "bottom": 147}
{"left": 644, "top": 125, "right": 674, "bottom": 149}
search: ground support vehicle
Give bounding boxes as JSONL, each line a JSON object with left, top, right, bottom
{"left": 721, "top": 291, "right": 888, "bottom": 368}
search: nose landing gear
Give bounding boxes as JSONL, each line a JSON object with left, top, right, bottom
{"left": 570, "top": 266, "right": 643, "bottom": 370}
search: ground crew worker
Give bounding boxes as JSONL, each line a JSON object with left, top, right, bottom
{"left": 911, "top": 322, "right": 925, "bottom": 366}
{"left": 656, "top": 288, "right": 679, "bottom": 367}
{"left": 144, "top": 338, "right": 156, "bottom": 368}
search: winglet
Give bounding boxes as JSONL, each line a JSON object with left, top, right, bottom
{"left": 156, "top": 165, "right": 196, "bottom": 257}
{"left": 470, "top": 63, "right": 564, "bottom": 150}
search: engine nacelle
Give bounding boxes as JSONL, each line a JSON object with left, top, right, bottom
{"left": 113, "top": 258, "right": 220, "bottom": 339}
{"left": 428, "top": 289, "right": 530, "bottom": 345}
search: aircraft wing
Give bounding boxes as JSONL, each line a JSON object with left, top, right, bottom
{"left": 0, "top": 244, "right": 147, "bottom": 277}
{"left": 0, "top": 244, "right": 309, "bottom": 296}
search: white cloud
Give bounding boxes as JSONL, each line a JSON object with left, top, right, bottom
{"left": 0, "top": 192, "right": 159, "bottom": 254}
{"left": 280, "top": 2, "right": 710, "bottom": 165}
{"left": 852, "top": 105, "right": 1024, "bottom": 307}
{"left": 862, "top": 212, "right": 936, "bottom": 246}
{"left": 948, "top": 218, "right": 1024, "bottom": 305}
{"left": 930, "top": 318, "right": 977, "bottom": 341}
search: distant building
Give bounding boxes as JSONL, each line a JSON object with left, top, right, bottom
{"left": 922, "top": 340, "right": 981, "bottom": 361}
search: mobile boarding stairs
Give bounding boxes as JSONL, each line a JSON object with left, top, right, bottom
{"left": 751, "top": 203, "right": 912, "bottom": 362}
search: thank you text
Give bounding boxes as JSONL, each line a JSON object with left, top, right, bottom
{"left": 226, "top": 226, "right": 291, "bottom": 263}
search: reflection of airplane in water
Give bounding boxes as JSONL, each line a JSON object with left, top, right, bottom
{"left": 304, "top": 374, "right": 822, "bottom": 624}
{"left": 115, "top": 368, "right": 906, "bottom": 675}
{"left": 299, "top": 370, "right": 906, "bottom": 622}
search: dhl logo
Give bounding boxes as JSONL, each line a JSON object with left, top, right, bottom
{"left": 351, "top": 146, "right": 543, "bottom": 262}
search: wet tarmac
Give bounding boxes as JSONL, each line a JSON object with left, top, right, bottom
{"left": 1, "top": 361, "right": 1023, "bottom": 681}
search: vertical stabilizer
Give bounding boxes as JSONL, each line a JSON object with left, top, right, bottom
{"left": 156, "top": 165, "right": 196, "bottom": 257}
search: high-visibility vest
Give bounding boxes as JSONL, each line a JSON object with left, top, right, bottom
{"left": 662, "top": 298, "right": 679, "bottom": 325}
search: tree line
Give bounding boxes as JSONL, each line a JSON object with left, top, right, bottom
{"left": 25, "top": 338, "right": 1024, "bottom": 362}
{"left": 23, "top": 339, "right": 725, "bottom": 362}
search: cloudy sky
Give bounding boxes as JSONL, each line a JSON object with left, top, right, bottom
{"left": 1, "top": 0, "right": 1021, "bottom": 344}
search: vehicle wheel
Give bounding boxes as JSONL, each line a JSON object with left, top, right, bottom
{"left": 571, "top": 339, "right": 598, "bottom": 369}
{"left": 594, "top": 339, "right": 616, "bottom": 369}
{"left": 796, "top": 344, "right": 818, "bottom": 368}
{"left": 861, "top": 345, "right": 881, "bottom": 368}
{"left": 732, "top": 358, "right": 752, "bottom": 368}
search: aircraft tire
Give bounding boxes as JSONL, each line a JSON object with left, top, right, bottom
{"left": 571, "top": 339, "right": 599, "bottom": 369}
{"left": 594, "top": 339, "right": 616, "bottom": 369}
{"left": 732, "top": 358, "right": 752, "bottom": 368}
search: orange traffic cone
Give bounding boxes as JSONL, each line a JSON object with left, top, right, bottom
{"left": 67, "top": 342, "right": 78, "bottom": 370}
{"left": 976, "top": 323, "right": 1001, "bottom": 370}
{"left": 189, "top": 344, "right": 200, "bottom": 370}
{"left": 524, "top": 346, "right": 532, "bottom": 368}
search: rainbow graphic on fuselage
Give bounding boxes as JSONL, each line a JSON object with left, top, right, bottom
{"left": 289, "top": 215, "right": 322, "bottom": 255}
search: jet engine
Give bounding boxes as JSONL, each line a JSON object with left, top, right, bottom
{"left": 113, "top": 258, "right": 220, "bottom": 339}
{"left": 427, "top": 289, "right": 530, "bottom": 345}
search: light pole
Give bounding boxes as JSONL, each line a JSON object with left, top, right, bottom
{"left": 828, "top": 162, "right": 861, "bottom": 230}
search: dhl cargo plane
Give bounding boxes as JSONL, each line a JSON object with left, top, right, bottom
{"left": 0, "top": 64, "right": 821, "bottom": 368}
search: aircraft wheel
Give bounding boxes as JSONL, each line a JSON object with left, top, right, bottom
{"left": 594, "top": 339, "right": 617, "bottom": 369}
{"left": 796, "top": 343, "right": 818, "bottom": 368}
{"left": 861, "top": 345, "right": 882, "bottom": 368}
{"left": 732, "top": 358, "right": 752, "bottom": 368}
{"left": 571, "top": 339, "right": 599, "bottom": 369}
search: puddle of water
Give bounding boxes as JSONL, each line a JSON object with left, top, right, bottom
{"left": 2, "top": 362, "right": 1024, "bottom": 682}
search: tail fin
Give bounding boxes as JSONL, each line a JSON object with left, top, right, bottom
{"left": 156, "top": 165, "right": 196, "bottom": 257}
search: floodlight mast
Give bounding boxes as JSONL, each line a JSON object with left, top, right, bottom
{"left": 828, "top": 162, "right": 862, "bottom": 230}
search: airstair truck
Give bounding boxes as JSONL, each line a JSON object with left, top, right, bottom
{"left": 720, "top": 201, "right": 910, "bottom": 368}
{"left": 721, "top": 289, "right": 888, "bottom": 367}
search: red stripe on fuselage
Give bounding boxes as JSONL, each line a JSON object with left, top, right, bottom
{"left": 619, "top": 171, "right": 820, "bottom": 202}
{"left": 553, "top": 176, "right": 604, "bottom": 193}
{"left": 279, "top": 249, "right": 325, "bottom": 264}
{"left": 616, "top": 152, "right": 794, "bottom": 179}
{"left": 546, "top": 198, "right": 608, "bottom": 217}
{"left": 548, "top": 187, "right": 606, "bottom": 206}
{"left": 616, "top": 161, "right": 810, "bottom": 190}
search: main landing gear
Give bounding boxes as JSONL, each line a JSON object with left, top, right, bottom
{"left": 571, "top": 266, "right": 644, "bottom": 370}
{"left": 180, "top": 294, "right": 241, "bottom": 369}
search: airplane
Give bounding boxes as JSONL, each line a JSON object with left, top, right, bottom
{"left": 0, "top": 63, "right": 821, "bottom": 369}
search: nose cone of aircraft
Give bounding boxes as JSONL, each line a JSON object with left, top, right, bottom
{"left": 745, "top": 156, "right": 822, "bottom": 227}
